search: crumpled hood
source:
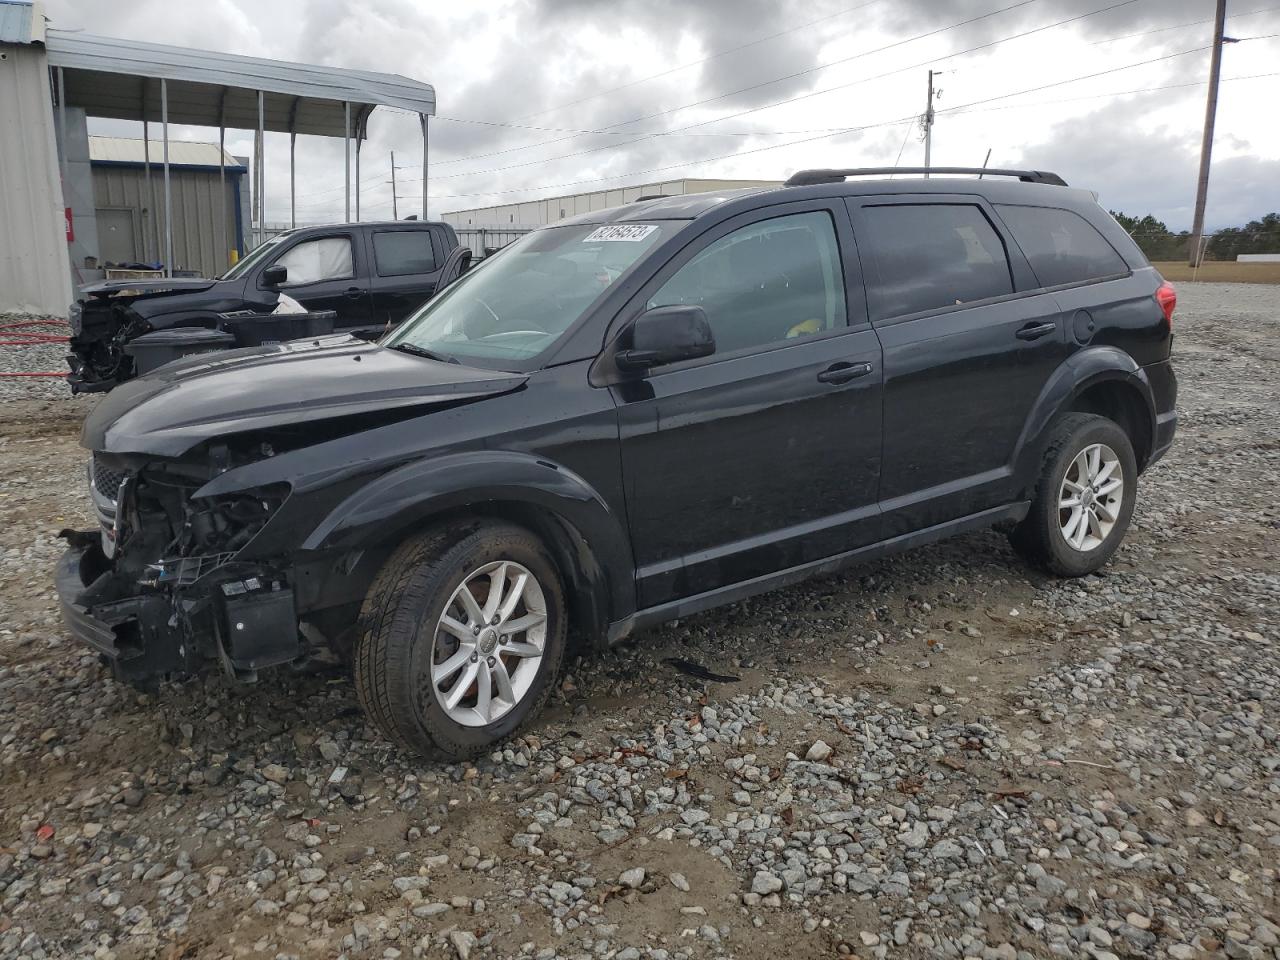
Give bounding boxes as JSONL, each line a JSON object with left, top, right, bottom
{"left": 83, "top": 335, "right": 528, "bottom": 457}
{"left": 80, "top": 277, "right": 217, "bottom": 299}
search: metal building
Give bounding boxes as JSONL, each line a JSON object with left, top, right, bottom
{"left": 441, "top": 178, "right": 783, "bottom": 229}
{"left": 0, "top": 0, "right": 72, "bottom": 315}
{"left": 83, "top": 136, "right": 249, "bottom": 281}
{"left": 0, "top": 0, "right": 437, "bottom": 316}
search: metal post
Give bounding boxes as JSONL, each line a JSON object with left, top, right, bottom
{"left": 218, "top": 90, "right": 228, "bottom": 268}
{"left": 290, "top": 130, "right": 297, "bottom": 229}
{"left": 143, "top": 117, "right": 151, "bottom": 262}
{"left": 923, "top": 69, "right": 935, "bottom": 178}
{"left": 390, "top": 150, "right": 398, "bottom": 220}
{"left": 162, "top": 78, "right": 173, "bottom": 277}
{"left": 344, "top": 101, "right": 351, "bottom": 222}
{"left": 257, "top": 90, "right": 266, "bottom": 243}
{"left": 419, "top": 112, "right": 429, "bottom": 220}
{"left": 355, "top": 115, "right": 362, "bottom": 221}
{"left": 1188, "top": 0, "right": 1228, "bottom": 267}
{"left": 287, "top": 96, "right": 300, "bottom": 231}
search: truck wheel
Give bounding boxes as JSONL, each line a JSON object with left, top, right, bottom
{"left": 354, "top": 521, "right": 567, "bottom": 759}
{"left": 1010, "top": 413, "right": 1137, "bottom": 577}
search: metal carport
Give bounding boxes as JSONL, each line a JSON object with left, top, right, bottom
{"left": 44, "top": 29, "right": 436, "bottom": 276}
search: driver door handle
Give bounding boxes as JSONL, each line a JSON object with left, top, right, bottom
{"left": 1016, "top": 320, "right": 1057, "bottom": 341}
{"left": 345, "top": 286, "right": 366, "bottom": 299}
{"left": 817, "top": 360, "right": 874, "bottom": 384}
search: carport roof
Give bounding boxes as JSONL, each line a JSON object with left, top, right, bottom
{"left": 43, "top": 29, "right": 435, "bottom": 138}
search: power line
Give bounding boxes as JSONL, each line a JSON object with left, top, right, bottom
{"left": 289, "top": 67, "right": 1278, "bottom": 214}
{"left": 414, "top": 0, "right": 1144, "bottom": 184}
{"left": 414, "top": 43, "right": 1217, "bottom": 205}
{"left": 503, "top": 0, "right": 891, "bottom": 124}
{"left": 428, "top": 0, "right": 1052, "bottom": 170}
{"left": 1092, "top": 4, "right": 1280, "bottom": 43}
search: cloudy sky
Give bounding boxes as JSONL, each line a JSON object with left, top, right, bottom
{"left": 43, "top": 0, "right": 1280, "bottom": 231}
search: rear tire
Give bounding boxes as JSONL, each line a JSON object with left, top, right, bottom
{"left": 1010, "top": 413, "right": 1137, "bottom": 577}
{"left": 353, "top": 520, "right": 567, "bottom": 759}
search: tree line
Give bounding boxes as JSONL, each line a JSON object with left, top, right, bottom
{"left": 1109, "top": 211, "right": 1280, "bottom": 261}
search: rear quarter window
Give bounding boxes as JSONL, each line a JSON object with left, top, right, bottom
{"left": 374, "top": 230, "right": 438, "bottom": 277}
{"left": 996, "top": 205, "right": 1129, "bottom": 287}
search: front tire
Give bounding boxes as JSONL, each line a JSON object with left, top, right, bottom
{"left": 1010, "top": 413, "right": 1138, "bottom": 577}
{"left": 354, "top": 521, "right": 567, "bottom": 759}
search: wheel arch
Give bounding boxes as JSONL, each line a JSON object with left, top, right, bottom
{"left": 301, "top": 450, "right": 634, "bottom": 644}
{"left": 1013, "top": 347, "right": 1158, "bottom": 493}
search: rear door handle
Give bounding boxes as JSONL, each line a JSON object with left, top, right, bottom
{"left": 817, "top": 360, "right": 874, "bottom": 384}
{"left": 345, "top": 286, "right": 366, "bottom": 299}
{"left": 1016, "top": 320, "right": 1057, "bottom": 341}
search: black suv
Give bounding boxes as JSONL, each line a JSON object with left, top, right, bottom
{"left": 57, "top": 167, "right": 1177, "bottom": 759}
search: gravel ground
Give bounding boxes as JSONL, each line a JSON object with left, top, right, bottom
{"left": 0, "top": 316, "right": 79, "bottom": 404}
{"left": 0, "top": 283, "right": 1276, "bottom": 960}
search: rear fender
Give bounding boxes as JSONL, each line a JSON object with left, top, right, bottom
{"left": 301, "top": 450, "right": 635, "bottom": 632}
{"left": 1012, "top": 346, "right": 1156, "bottom": 491}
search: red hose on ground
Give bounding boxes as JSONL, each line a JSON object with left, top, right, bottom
{"left": 1, "top": 320, "right": 69, "bottom": 376}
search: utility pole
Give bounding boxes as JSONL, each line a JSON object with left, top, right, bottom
{"left": 389, "top": 150, "right": 399, "bottom": 220}
{"left": 923, "top": 69, "right": 940, "bottom": 178}
{"left": 1188, "top": 0, "right": 1230, "bottom": 267}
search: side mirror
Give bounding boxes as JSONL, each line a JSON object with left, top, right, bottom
{"left": 616, "top": 304, "right": 714, "bottom": 371}
{"left": 261, "top": 264, "right": 288, "bottom": 287}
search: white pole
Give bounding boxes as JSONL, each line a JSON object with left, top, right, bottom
{"left": 344, "top": 101, "right": 351, "bottom": 222}
{"left": 162, "top": 78, "right": 173, "bottom": 277}
{"left": 419, "top": 112, "right": 429, "bottom": 220}
{"left": 143, "top": 117, "right": 151, "bottom": 262}
{"left": 290, "top": 130, "right": 296, "bottom": 229}
{"left": 257, "top": 91, "right": 266, "bottom": 242}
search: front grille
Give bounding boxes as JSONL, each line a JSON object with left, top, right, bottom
{"left": 88, "top": 456, "right": 125, "bottom": 558}
{"left": 92, "top": 458, "right": 125, "bottom": 500}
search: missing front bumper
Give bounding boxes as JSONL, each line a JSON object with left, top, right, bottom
{"left": 56, "top": 539, "right": 301, "bottom": 683}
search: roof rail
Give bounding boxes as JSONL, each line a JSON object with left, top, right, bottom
{"left": 632, "top": 194, "right": 671, "bottom": 202}
{"left": 784, "top": 167, "right": 1068, "bottom": 187}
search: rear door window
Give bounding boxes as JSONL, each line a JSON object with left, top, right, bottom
{"left": 860, "top": 204, "right": 1013, "bottom": 321}
{"left": 996, "top": 204, "right": 1129, "bottom": 287}
{"left": 374, "top": 230, "right": 438, "bottom": 277}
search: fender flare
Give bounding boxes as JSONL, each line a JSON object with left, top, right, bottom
{"left": 301, "top": 449, "right": 635, "bottom": 631}
{"left": 1011, "top": 346, "right": 1156, "bottom": 489}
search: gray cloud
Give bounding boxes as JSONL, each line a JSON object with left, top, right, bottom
{"left": 1010, "top": 94, "right": 1280, "bottom": 230}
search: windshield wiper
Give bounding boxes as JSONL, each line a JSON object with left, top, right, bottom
{"left": 390, "top": 342, "right": 460, "bottom": 364}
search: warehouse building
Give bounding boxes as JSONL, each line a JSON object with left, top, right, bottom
{"left": 442, "top": 178, "right": 783, "bottom": 228}
{"left": 0, "top": 0, "right": 436, "bottom": 317}
{"left": 77, "top": 136, "right": 249, "bottom": 282}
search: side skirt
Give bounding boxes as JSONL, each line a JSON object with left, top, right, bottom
{"left": 607, "top": 501, "right": 1029, "bottom": 644}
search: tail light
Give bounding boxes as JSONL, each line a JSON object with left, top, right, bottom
{"left": 1155, "top": 281, "right": 1176, "bottom": 328}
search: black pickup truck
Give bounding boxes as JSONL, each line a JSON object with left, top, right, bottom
{"left": 67, "top": 220, "right": 466, "bottom": 393}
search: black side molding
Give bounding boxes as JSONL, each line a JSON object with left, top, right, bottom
{"left": 785, "top": 167, "right": 1068, "bottom": 187}
{"left": 608, "top": 501, "right": 1030, "bottom": 644}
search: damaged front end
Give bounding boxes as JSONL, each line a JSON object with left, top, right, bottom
{"left": 57, "top": 445, "right": 301, "bottom": 684}
{"left": 67, "top": 296, "right": 150, "bottom": 393}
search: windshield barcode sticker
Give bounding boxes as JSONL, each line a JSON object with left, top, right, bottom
{"left": 583, "top": 224, "right": 658, "bottom": 242}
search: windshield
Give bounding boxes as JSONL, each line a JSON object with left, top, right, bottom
{"left": 384, "top": 222, "right": 671, "bottom": 366}
{"left": 218, "top": 233, "right": 290, "bottom": 281}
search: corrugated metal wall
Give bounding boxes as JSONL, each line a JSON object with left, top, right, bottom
{"left": 0, "top": 43, "right": 73, "bottom": 315}
{"left": 92, "top": 165, "right": 240, "bottom": 277}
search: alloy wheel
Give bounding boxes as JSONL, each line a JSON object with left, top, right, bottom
{"left": 1058, "top": 442, "right": 1124, "bottom": 552}
{"left": 428, "top": 560, "right": 548, "bottom": 727}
